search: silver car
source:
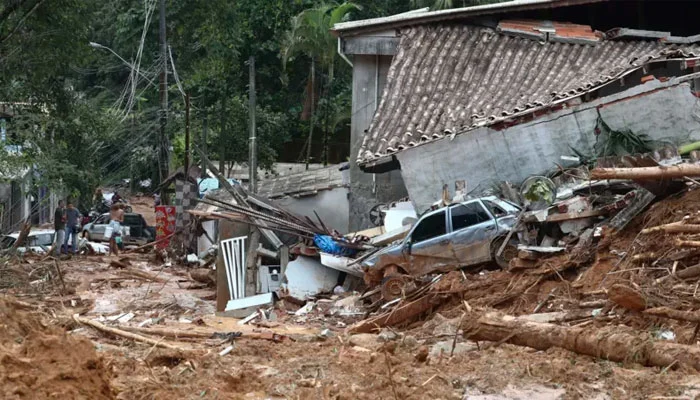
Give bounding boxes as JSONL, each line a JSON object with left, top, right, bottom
{"left": 82, "top": 213, "right": 154, "bottom": 244}
{"left": 363, "top": 196, "right": 520, "bottom": 299}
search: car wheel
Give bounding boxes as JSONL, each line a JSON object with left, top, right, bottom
{"left": 492, "top": 236, "right": 518, "bottom": 269}
{"left": 380, "top": 273, "right": 416, "bottom": 301}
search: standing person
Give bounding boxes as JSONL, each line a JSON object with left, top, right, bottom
{"left": 53, "top": 200, "right": 66, "bottom": 256}
{"left": 108, "top": 203, "right": 124, "bottom": 256}
{"left": 63, "top": 201, "right": 81, "bottom": 255}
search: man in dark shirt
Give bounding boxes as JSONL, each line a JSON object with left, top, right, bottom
{"left": 53, "top": 200, "right": 65, "bottom": 255}
{"left": 63, "top": 201, "right": 81, "bottom": 255}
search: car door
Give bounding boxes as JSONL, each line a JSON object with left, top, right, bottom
{"left": 448, "top": 200, "right": 498, "bottom": 266}
{"left": 405, "top": 209, "right": 457, "bottom": 275}
{"left": 91, "top": 215, "right": 110, "bottom": 240}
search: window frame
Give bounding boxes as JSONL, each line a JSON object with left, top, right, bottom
{"left": 408, "top": 209, "right": 448, "bottom": 244}
{"left": 448, "top": 200, "right": 494, "bottom": 232}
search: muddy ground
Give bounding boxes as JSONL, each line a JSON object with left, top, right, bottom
{"left": 0, "top": 251, "right": 699, "bottom": 400}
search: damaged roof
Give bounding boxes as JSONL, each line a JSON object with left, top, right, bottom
{"left": 358, "top": 23, "right": 700, "bottom": 165}
{"left": 333, "top": 0, "right": 608, "bottom": 36}
{"left": 256, "top": 163, "right": 349, "bottom": 199}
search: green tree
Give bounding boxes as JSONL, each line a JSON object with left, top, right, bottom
{"left": 281, "top": 1, "right": 359, "bottom": 167}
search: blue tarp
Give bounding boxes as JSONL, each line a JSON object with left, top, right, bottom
{"left": 314, "top": 234, "right": 357, "bottom": 257}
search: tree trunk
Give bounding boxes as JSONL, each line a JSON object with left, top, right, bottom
{"left": 462, "top": 311, "right": 700, "bottom": 371}
{"left": 591, "top": 164, "right": 700, "bottom": 180}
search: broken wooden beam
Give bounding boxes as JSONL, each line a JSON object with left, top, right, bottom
{"left": 347, "top": 294, "right": 445, "bottom": 334}
{"left": 509, "top": 257, "right": 539, "bottom": 271}
{"left": 590, "top": 164, "right": 700, "bottom": 180}
{"left": 545, "top": 209, "right": 607, "bottom": 222}
{"left": 124, "top": 233, "right": 176, "bottom": 253}
{"left": 462, "top": 310, "right": 700, "bottom": 371}
{"left": 116, "top": 269, "right": 166, "bottom": 283}
{"left": 73, "top": 314, "right": 185, "bottom": 350}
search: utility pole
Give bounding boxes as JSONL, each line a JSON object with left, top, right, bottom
{"left": 184, "top": 93, "right": 190, "bottom": 176}
{"left": 305, "top": 59, "right": 315, "bottom": 171}
{"left": 158, "top": 0, "right": 169, "bottom": 201}
{"left": 248, "top": 56, "right": 257, "bottom": 194}
{"left": 201, "top": 111, "right": 208, "bottom": 179}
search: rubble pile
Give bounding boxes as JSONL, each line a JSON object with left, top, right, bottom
{"left": 346, "top": 182, "right": 700, "bottom": 373}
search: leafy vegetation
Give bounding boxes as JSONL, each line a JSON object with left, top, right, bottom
{"left": 0, "top": 0, "right": 508, "bottom": 210}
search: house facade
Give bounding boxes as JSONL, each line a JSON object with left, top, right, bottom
{"left": 335, "top": 0, "right": 700, "bottom": 214}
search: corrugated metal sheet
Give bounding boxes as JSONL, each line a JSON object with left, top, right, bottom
{"left": 358, "top": 25, "right": 700, "bottom": 164}
{"left": 256, "top": 164, "right": 348, "bottom": 199}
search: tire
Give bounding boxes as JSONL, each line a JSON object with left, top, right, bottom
{"left": 381, "top": 273, "right": 410, "bottom": 301}
{"left": 124, "top": 206, "right": 133, "bottom": 213}
{"left": 492, "top": 236, "right": 518, "bottom": 269}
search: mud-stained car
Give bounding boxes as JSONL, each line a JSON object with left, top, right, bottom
{"left": 362, "top": 196, "right": 520, "bottom": 300}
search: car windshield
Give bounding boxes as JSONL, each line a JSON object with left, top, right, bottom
{"left": 483, "top": 198, "right": 520, "bottom": 217}
{"left": 0, "top": 236, "right": 15, "bottom": 249}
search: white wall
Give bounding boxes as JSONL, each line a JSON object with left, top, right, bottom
{"left": 397, "top": 79, "right": 700, "bottom": 213}
{"left": 273, "top": 187, "right": 350, "bottom": 233}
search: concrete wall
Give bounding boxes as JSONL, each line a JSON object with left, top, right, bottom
{"left": 273, "top": 187, "right": 350, "bottom": 233}
{"left": 397, "top": 79, "right": 700, "bottom": 213}
{"left": 349, "top": 55, "right": 408, "bottom": 231}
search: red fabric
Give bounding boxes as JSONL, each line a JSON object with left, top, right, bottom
{"left": 155, "top": 206, "right": 176, "bottom": 249}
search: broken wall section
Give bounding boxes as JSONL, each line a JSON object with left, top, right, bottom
{"left": 397, "top": 79, "right": 700, "bottom": 213}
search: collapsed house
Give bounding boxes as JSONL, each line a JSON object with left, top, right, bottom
{"left": 335, "top": 0, "right": 700, "bottom": 216}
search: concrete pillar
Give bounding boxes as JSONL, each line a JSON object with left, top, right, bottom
{"left": 349, "top": 55, "right": 408, "bottom": 232}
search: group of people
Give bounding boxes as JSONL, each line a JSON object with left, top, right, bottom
{"left": 53, "top": 198, "right": 126, "bottom": 256}
{"left": 53, "top": 200, "right": 81, "bottom": 256}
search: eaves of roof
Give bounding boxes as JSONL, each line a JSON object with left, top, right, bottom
{"left": 332, "top": 0, "right": 609, "bottom": 37}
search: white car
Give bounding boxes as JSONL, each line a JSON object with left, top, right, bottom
{"left": 0, "top": 229, "right": 56, "bottom": 254}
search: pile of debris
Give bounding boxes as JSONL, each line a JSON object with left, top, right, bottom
{"left": 338, "top": 160, "right": 700, "bottom": 372}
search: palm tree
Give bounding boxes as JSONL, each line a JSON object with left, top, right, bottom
{"left": 281, "top": 2, "right": 360, "bottom": 168}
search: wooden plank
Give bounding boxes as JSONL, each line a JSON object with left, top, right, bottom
{"left": 545, "top": 209, "right": 606, "bottom": 222}
{"left": 347, "top": 294, "right": 443, "bottom": 334}
{"left": 347, "top": 225, "right": 385, "bottom": 239}
{"left": 371, "top": 224, "right": 411, "bottom": 246}
{"left": 225, "top": 293, "right": 273, "bottom": 312}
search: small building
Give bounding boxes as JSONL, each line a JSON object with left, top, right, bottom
{"left": 334, "top": 0, "right": 700, "bottom": 214}
{"left": 0, "top": 103, "right": 55, "bottom": 232}
{"left": 256, "top": 163, "right": 350, "bottom": 233}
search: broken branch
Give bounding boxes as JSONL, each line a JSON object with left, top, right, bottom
{"left": 72, "top": 314, "right": 185, "bottom": 350}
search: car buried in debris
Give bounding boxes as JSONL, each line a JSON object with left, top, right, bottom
{"left": 362, "top": 196, "right": 521, "bottom": 300}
